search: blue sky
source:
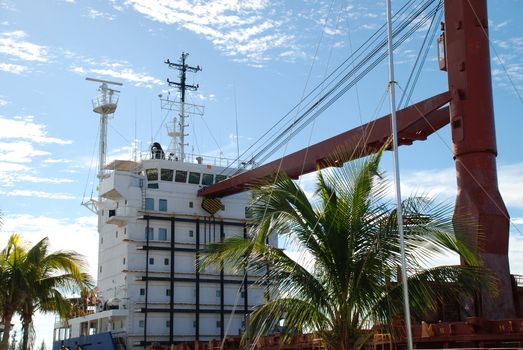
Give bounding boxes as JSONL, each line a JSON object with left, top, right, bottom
{"left": 0, "top": 0, "right": 522, "bottom": 347}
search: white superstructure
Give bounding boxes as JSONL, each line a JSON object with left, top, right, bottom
{"left": 55, "top": 55, "right": 274, "bottom": 350}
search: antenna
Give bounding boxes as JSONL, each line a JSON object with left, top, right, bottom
{"left": 162, "top": 52, "right": 202, "bottom": 162}
{"left": 82, "top": 77, "right": 123, "bottom": 213}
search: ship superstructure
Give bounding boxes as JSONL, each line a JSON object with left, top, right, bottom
{"left": 54, "top": 54, "right": 275, "bottom": 350}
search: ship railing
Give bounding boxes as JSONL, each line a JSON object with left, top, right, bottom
{"left": 139, "top": 150, "right": 249, "bottom": 168}
{"left": 91, "top": 94, "right": 119, "bottom": 113}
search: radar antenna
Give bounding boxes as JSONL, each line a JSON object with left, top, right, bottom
{"left": 82, "top": 77, "right": 122, "bottom": 213}
{"left": 162, "top": 53, "right": 203, "bottom": 162}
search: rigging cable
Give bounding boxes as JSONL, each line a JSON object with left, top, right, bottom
{"left": 247, "top": 0, "right": 439, "bottom": 166}
{"left": 465, "top": 0, "right": 523, "bottom": 105}
{"left": 223, "top": 0, "right": 424, "bottom": 173}
{"left": 398, "top": 0, "right": 443, "bottom": 108}
{"left": 254, "top": 2, "right": 441, "bottom": 166}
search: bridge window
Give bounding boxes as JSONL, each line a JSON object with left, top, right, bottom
{"left": 146, "top": 168, "right": 158, "bottom": 181}
{"left": 148, "top": 183, "right": 159, "bottom": 189}
{"left": 202, "top": 173, "right": 214, "bottom": 186}
{"left": 161, "top": 168, "right": 174, "bottom": 181}
{"left": 175, "top": 170, "right": 187, "bottom": 183}
{"left": 215, "top": 175, "right": 227, "bottom": 183}
{"left": 188, "top": 172, "right": 201, "bottom": 184}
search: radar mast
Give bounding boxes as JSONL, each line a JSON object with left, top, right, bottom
{"left": 82, "top": 77, "right": 122, "bottom": 213}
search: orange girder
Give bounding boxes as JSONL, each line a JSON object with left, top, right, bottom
{"left": 198, "top": 91, "right": 451, "bottom": 198}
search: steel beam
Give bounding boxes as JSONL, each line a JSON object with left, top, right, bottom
{"left": 198, "top": 92, "right": 451, "bottom": 198}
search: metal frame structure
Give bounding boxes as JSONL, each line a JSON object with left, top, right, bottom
{"left": 198, "top": 0, "right": 514, "bottom": 320}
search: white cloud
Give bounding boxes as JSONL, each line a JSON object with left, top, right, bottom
{"left": 0, "top": 116, "right": 72, "bottom": 144}
{"left": 42, "top": 158, "right": 73, "bottom": 164}
{"left": 0, "top": 141, "right": 50, "bottom": 163}
{"left": 69, "top": 59, "right": 162, "bottom": 87}
{"left": 0, "top": 31, "right": 48, "bottom": 62}
{"left": 123, "top": 0, "right": 297, "bottom": 65}
{"left": 86, "top": 7, "right": 116, "bottom": 21}
{"left": 0, "top": 189, "right": 76, "bottom": 200}
{"left": 0, "top": 213, "right": 98, "bottom": 276}
{"left": 399, "top": 163, "right": 523, "bottom": 210}
{"left": 513, "top": 217, "right": 523, "bottom": 225}
{"left": 16, "top": 175, "right": 74, "bottom": 184}
{"left": 0, "top": 97, "right": 7, "bottom": 106}
{"left": 0, "top": 62, "right": 28, "bottom": 74}
{"left": 90, "top": 67, "right": 162, "bottom": 87}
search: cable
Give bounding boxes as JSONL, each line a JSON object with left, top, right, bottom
{"left": 224, "top": 0, "right": 424, "bottom": 173}
{"left": 254, "top": 4, "right": 440, "bottom": 165}
{"left": 249, "top": 0, "right": 439, "bottom": 166}
{"left": 398, "top": 1, "right": 443, "bottom": 108}
{"left": 465, "top": 0, "right": 523, "bottom": 105}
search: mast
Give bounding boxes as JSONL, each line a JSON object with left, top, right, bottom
{"left": 385, "top": 1, "right": 413, "bottom": 349}
{"left": 443, "top": 0, "right": 514, "bottom": 319}
{"left": 83, "top": 77, "right": 122, "bottom": 213}
{"left": 164, "top": 53, "right": 202, "bottom": 162}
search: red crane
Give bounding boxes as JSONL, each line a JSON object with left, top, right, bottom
{"left": 199, "top": 0, "right": 514, "bottom": 320}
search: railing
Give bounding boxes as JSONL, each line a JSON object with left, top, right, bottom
{"left": 92, "top": 94, "right": 119, "bottom": 110}
{"left": 139, "top": 150, "right": 246, "bottom": 168}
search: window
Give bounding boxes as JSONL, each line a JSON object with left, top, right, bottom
{"left": 140, "top": 288, "right": 145, "bottom": 296}
{"left": 189, "top": 230, "right": 194, "bottom": 238}
{"left": 115, "top": 231, "right": 118, "bottom": 238}
{"left": 99, "top": 265, "right": 102, "bottom": 273}
{"left": 166, "top": 289, "right": 171, "bottom": 296}
{"left": 166, "top": 320, "right": 171, "bottom": 328}
{"left": 175, "top": 170, "right": 188, "bottom": 183}
{"left": 216, "top": 290, "right": 221, "bottom": 297}
{"left": 145, "top": 198, "right": 154, "bottom": 211}
{"left": 164, "top": 258, "right": 169, "bottom": 265}
{"left": 149, "top": 257, "right": 155, "bottom": 265}
{"left": 215, "top": 174, "right": 227, "bottom": 183}
{"left": 245, "top": 207, "right": 251, "bottom": 219}
{"left": 241, "top": 291, "right": 245, "bottom": 298}
{"left": 188, "top": 172, "right": 201, "bottom": 184}
{"left": 193, "top": 321, "right": 197, "bottom": 328}
{"left": 216, "top": 320, "right": 222, "bottom": 328}
{"left": 148, "top": 183, "right": 159, "bottom": 189}
{"left": 139, "top": 320, "right": 144, "bottom": 328}
{"left": 123, "top": 257, "right": 126, "bottom": 265}
{"left": 146, "top": 168, "right": 158, "bottom": 181}
{"left": 202, "top": 173, "right": 214, "bottom": 186}
{"left": 100, "top": 237, "right": 103, "bottom": 244}
{"left": 124, "top": 228, "right": 127, "bottom": 235}
{"left": 145, "top": 227, "right": 154, "bottom": 240}
{"left": 158, "top": 228, "right": 167, "bottom": 241}
{"left": 161, "top": 168, "right": 174, "bottom": 181}
{"left": 159, "top": 199, "right": 167, "bottom": 212}
{"left": 189, "top": 201, "right": 194, "bottom": 208}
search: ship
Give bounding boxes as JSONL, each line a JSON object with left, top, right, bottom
{"left": 53, "top": 53, "right": 276, "bottom": 350}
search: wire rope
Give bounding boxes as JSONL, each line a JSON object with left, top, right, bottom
{"left": 248, "top": 0, "right": 439, "bottom": 166}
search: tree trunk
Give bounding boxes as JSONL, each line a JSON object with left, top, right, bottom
{"left": 21, "top": 312, "right": 32, "bottom": 350}
{"left": 0, "top": 309, "right": 15, "bottom": 350}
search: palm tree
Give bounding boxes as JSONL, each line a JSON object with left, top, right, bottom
{"left": 18, "top": 237, "right": 93, "bottom": 350}
{"left": 0, "top": 234, "right": 28, "bottom": 350}
{"left": 0, "top": 235, "right": 92, "bottom": 350}
{"left": 202, "top": 151, "right": 491, "bottom": 350}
